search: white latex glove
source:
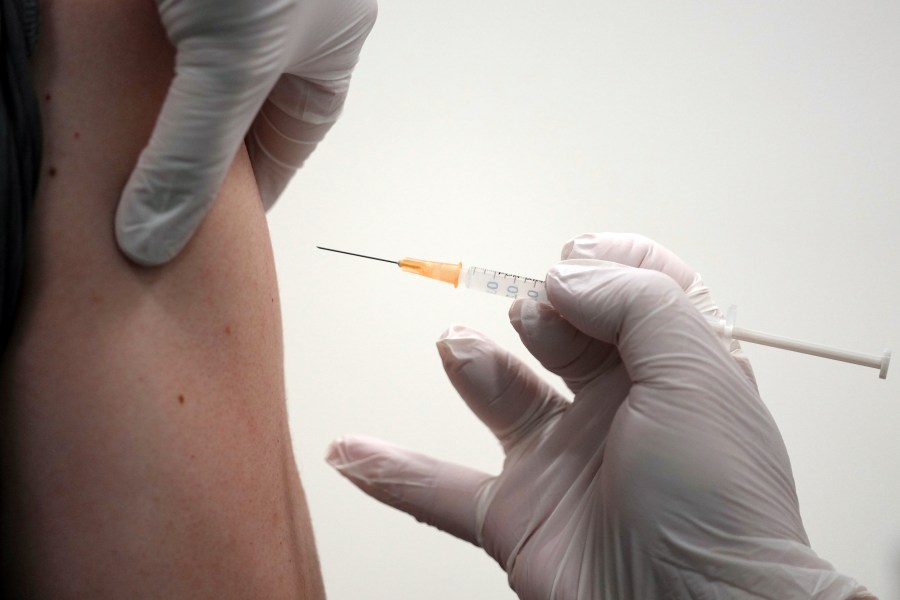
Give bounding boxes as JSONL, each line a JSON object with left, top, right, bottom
{"left": 326, "top": 233, "right": 874, "bottom": 599}
{"left": 115, "top": 0, "right": 377, "bottom": 266}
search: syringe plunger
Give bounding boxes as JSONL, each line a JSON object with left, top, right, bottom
{"left": 706, "top": 309, "right": 890, "bottom": 379}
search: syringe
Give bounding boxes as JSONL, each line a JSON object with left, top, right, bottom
{"left": 317, "top": 247, "right": 548, "bottom": 303}
{"left": 317, "top": 247, "right": 891, "bottom": 379}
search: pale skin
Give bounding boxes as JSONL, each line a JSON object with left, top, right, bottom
{"left": 1, "top": 0, "right": 325, "bottom": 597}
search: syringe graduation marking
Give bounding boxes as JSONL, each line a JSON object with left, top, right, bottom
{"left": 480, "top": 267, "right": 541, "bottom": 285}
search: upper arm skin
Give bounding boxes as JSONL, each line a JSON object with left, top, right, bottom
{"left": 0, "top": 1, "right": 325, "bottom": 597}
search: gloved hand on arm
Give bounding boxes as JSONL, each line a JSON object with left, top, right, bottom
{"left": 115, "top": 0, "right": 377, "bottom": 266}
{"left": 326, "top": 233, "right": 875, "bottom": 599}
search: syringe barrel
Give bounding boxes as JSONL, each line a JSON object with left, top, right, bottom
{"left": 460, "top": 266, "right": 549, "bottom": 303}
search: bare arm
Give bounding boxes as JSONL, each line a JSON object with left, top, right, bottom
{"left": 1, "top": 1, "right": 324, "bottom": 597}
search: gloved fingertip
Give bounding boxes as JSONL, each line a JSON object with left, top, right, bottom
{"left": 435, "top": 326, "right": 490, "bottom": 366}
{"left": 325, "top": 435, "right": 383, "bottom": 485}
{"left": 115, "top": 191, "right": 193, "bottom": 267}
{"left": 436, "top": 324, "right": 475, "bottom": 342}
{"left": 559, "top": 232, "right": 600, "bottom": 260}
{"left": 507, "top": 299, "right": 526, "bottom": 331}
{"left": 551, "top": 258, "right": 629, "bottom": 282}
{"left": 116, "top": 236, "right": 177, "bottom": 267}
{"left": 115, "top": 210, "right": 163, "bottom": 267}
{"left": 509, "top": 297, "right": 557, "bottom": 340}
{"left": 546, "top": 261, "right": 598, "bottom": 296}
{"left": 560, "top": 237, "right": 577, "bottom": 260}
{"left": 325, "top": 436, "right": 350, "bottom": 470}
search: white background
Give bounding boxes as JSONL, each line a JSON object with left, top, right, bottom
{"left": 269, "top": 1, "right": 900, "bottom": 598}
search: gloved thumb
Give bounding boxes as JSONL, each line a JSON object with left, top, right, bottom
{"left": 546, "top": 259, "right": 741, "bottom": 387}
{"left": 115, "top": 1, "right": 294, "bottom": 266}
{"left": 326, "top": 435, "right": 493, "bottom": 547}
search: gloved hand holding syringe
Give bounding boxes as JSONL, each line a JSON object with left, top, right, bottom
{"left": 318, "top": 246, "right": 891, "bottom": 379}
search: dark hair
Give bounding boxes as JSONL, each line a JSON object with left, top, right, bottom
{"left": 1, "top": 0, "right": 42, "bottom": 354}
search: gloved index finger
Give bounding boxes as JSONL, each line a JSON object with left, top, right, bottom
{"left": 562, "top": 232, "right": 727, "bottom": 324}
{"left": 562, "top": 233, "right": 697, "bottom": 291}
{"left": 437, "top": 326, "right": 570, "bottom": 454}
